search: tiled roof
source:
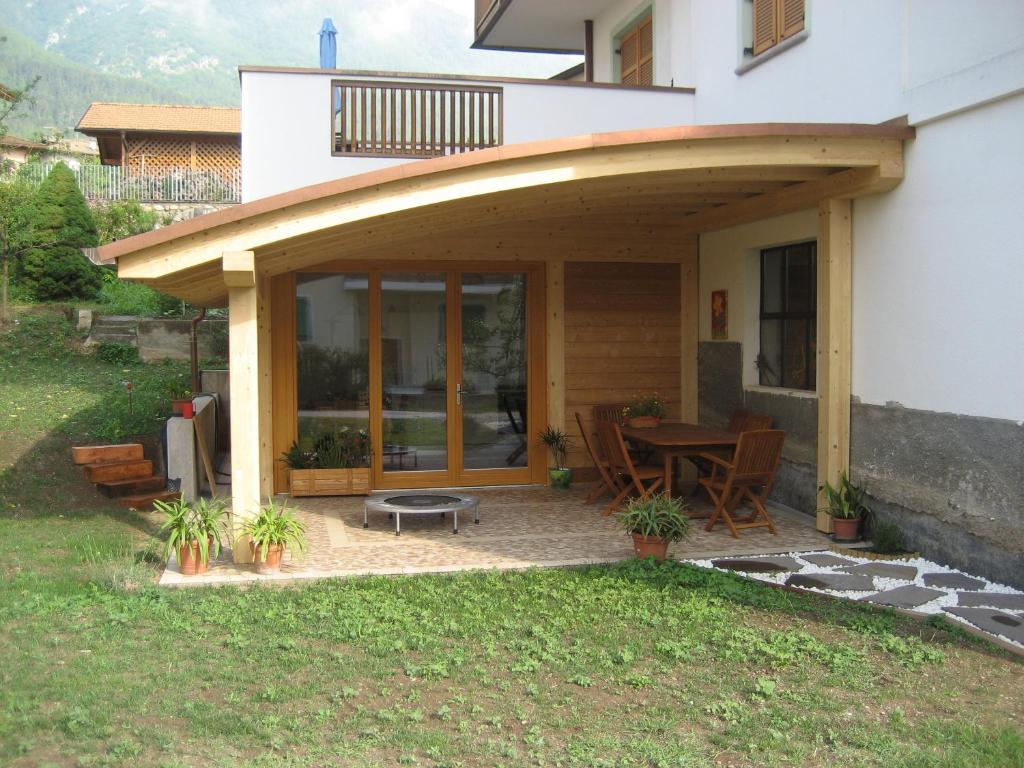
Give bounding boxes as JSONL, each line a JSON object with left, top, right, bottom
{"left": 76, "top": 102, "right": 240, "bottom": 135}
{"left": 0, "top": 134, "right": 47, "bottom": 150}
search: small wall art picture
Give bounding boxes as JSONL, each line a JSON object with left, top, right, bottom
{"left": 711, "top": 289, "right": 728, "bottom": 340}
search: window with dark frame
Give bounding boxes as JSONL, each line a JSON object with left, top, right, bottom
{"left": 758, "top": 241, "right": 816, "bottom": 390}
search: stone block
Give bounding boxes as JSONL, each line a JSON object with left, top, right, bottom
{"left": 956, "top": 592, "right": 1024, "bottom": 610}
{"left": 711, "top": 556, "right": 802, "bottom": 573}
{"left": 800, "top": 553, "right": 856, "bottom": 567}
{"left": 838, "top": 562, "right": 918, "bottom": 580}
{"left": 921, "top": 573, "right": 986, "bottom": 590}
{"left": 786, "top": 573, "right": 875, "bottom": 591}
{"left": 943, "top": 607, "right": 1024, "bottom": 645}
{"left": 861, "top": 585, "right": 944, "bottom": 609}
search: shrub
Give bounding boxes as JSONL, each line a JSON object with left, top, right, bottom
{"left": 95, "top": 341, "right": 139, "bottom": 365}
{"left": 17, "top": 162, "right": 101, "bottom": 300}
{"left": 281, "top": 427, "right": 371, "bottom": 469}
{"left": 97, "top": 270, "right": 182, "bottom": 317}
{"left": 869, "top": 516, "right": 906, "bottom": 554}
{"left": 93, "top": 200, "right": 158, "bottom": 245}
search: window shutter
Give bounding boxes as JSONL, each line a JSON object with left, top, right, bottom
{"left": 620, "top": 25, "right": 639, "bottom": 85}
{"left": 752, "top": 0, "right": 778, "bottom": 55}
{"left": 638, "top": 17, "right": 654, "bottom": 86}
{"left": 779, "top": 0, "right": 805, "bottom": 40}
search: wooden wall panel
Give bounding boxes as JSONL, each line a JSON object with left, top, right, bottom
{"left": 564, "top": 261, "right": 681, "bottom": 469}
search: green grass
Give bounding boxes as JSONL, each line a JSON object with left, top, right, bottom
{"left": 1, "top": 308, "right": 1023, "bottom": 768}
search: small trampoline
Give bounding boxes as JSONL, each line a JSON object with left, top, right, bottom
{"left": 363, "top": 493, "right": 480, "bottom": 535}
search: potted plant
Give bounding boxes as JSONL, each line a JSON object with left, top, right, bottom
{"left": 539, "top": 426, "right": 572, "bottom": 489}
{"left": 617, "top": 494, "right": 691, "bottom": 561}
{"left": 166, "top": 377, "right": 194, "bottom": 419}
{"left": 155, "top": 494, "right": 226, "bottom": 576}
{"left": 820, "top": 471, "right": 869, "bottom": 542}
{"left": 623, "top": 393, "right": 665, "bottom": 429}
{"left": 242, "top": 497, "right": 307, "bottom": 574}
{"left": 282, "top": 427, "right": 371, "bottom": 497}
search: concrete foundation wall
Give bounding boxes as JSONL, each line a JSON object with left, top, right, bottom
{"left": 136, "top": 319, "right": 227, "bottom": 362}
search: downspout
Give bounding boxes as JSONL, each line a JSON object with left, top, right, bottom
{"left": 190, "top": 307, "right": 207, "bottom": 395}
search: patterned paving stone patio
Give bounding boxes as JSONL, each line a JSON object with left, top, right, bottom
{"left": 160, "top": 486, "right": 828, "bottom": 586}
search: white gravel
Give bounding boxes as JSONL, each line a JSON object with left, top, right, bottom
{"left": 684, "top": 550, "right": 1024, "bottom": 650}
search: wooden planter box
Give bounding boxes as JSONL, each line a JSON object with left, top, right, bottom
{"left": 289, "top": 467, "right": 370, "bottom": 497}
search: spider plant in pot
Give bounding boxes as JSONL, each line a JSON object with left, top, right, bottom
{"left": 156, "top": 495, "right": 226, "bottom": 575}
{"left": 618, "top": 494, "right": 691, "bottom": 561}
{"left": 242, "top": 498, "right": 307, "bottom": 574}
{"left": 819, "top": 471, "right": 869, "bottom": 542}
{"left": 539, "top": 426, "right": 572, "bottom": 489}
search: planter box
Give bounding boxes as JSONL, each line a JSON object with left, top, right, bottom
{"left": 289, "top": 467, "right": 370, "bottom": 497}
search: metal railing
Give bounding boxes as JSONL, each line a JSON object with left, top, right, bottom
{"left": 332, "top": 80, "right": 503, "bottom": 158}
{"left": 16, "top": 162, "right": 242, "bottom": 203}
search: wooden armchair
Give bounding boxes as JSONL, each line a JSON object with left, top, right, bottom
{"left": 592, "top": 403, "right": 627, "bottom": 425}
{"left": 697, "top": 429, "right": 785, "bottom": 537}
{"left": 574, "top": 412, "right": 618, "bottom": 505}
{"left": 595, "top": 420, "right": 664, "bottom": 516}
{"left": 728, "top": 410, "right": 773, "bottom": 433}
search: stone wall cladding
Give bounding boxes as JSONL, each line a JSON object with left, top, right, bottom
{"left": 698, "top": 341, "right": 743, "bottom": 427}
{"left": 136, "top": 318, "right": 227, "bottom": 362}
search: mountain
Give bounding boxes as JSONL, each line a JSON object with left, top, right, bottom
{"left": 0, "top": 0, "right": 578, "bottom": 136}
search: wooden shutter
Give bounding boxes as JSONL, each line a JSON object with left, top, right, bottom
{"left": 752, "top": 0, "right": 778, "bottom": 55}
{"left": 637, "top": 17, "right": 654, "bottom": 87}
{"left": 779, "top": 0, "right": 805, "bottom": 40}
{"left": 619, "top": 25, "right": 639, "bottom": 85}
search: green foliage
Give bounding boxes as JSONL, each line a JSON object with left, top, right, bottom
{"left": 163, "top": 371, "right": 192, "bottom": 400}
{"left": 618, "top": 494, "right": 692, "bottom": 543}
{"left": 623, "top": 393, "right": 666, "bottom": 419}
{"left": 282, "top": 427, "right": 371, "bottom": 469}
{"left": 94, "top": 340, "right": 138, "bottom": 366}
{"left": 296, "top": 344, "right": 368, "bottom": 409}
{"left": 820, "top": 471, "right": 870, "bottom": 520}
{"left": 868, "top": 517, "right": 907, "bottom": 554}
{"left": 96, "top": 270, "right": 183, "bottom": 317}
{"left": 538, "top": 426, "right": 570, "bottom": 468}
{"left": 92, "top": 200, "right": 158, "bottom": 245}
{"left": 18, "top": 162, "right": 101, "bottom": 300}
{"left": 243, "top": 497, "right": 307, "bottom": 560}
{"left": 155, "top": 495, "right": 228, "bottom": 565}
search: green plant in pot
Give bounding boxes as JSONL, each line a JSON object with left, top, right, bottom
{"left": 155, "top": 494, "right": 227, "bottom": 576}
{"left": 819, "top": 471, "right": 869, "bottom": 542}
{"left": 165, "top": 376, "right": 194, "bottom": 418}
{"left": 242, "top": 497, "right": 307, "bottom": 574}
{"left": 539, "top": 426, "right": 571, "bottom": 489}
{"left": 623, "top": 393, "right": 665, "bottom": 429}
{"left": 618, "top": 494, "right": 691, "bottom": 561}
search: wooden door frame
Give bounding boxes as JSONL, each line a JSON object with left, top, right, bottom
{"left": 270, "top": 260, "right": 547, "bottom": 494}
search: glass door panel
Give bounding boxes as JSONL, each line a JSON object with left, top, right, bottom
{"left": 380, "top": 272, "right": 448, "bottom": 473}
{"left": 459, "top": 273, "right": 528, "bottom": 471}
{"left": 295, "top": 273, "right": 370, "bottom": 439}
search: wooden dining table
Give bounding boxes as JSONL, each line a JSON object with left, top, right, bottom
{"left": 619, "top": 421, "right": 738, "bottom": 499}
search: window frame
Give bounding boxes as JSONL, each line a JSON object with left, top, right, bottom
{"left": 737, "top": 0, "right": 808, "bottom": 74}
{"left": 758, "top": 240, "right": 817, "bottom": 391}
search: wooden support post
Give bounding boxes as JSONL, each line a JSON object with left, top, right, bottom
{"left": 546, "top": 259, "right": 566, "bottom": 442}
{"left": 224, "top": 251, "right": 263, "bottom": 562}
{"left": 680, "top": 236, "right": 699, "bottom": 423}
{"left": 816, "top": 199, "right": 852, "bottom": 533}
{"left": 584, "top": 20, "right": 595, "bottom": 82}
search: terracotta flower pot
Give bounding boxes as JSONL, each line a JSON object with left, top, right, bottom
{"left": 177, "top": 540, "right": 209, "bottom": 576}
{"left": 832, "top": 516, "right": 861, "bottom": 542}
{"left": 172, "top": 399, "right": 194, "bottom": 419}
{"left": 627, "top": 415, "right": 661, "bottom": 429}
{"left": 548, "top": 468, "right": 572, "bottom": 490}
{"left": 252, "top": 542, "right": 285, "bottom": 574}
{"left": 631, "top": 532, "right": 670, "bottom": 562}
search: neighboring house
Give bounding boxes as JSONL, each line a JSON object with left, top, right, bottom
{"left": 98, "top": 0, "right": 1024, "bottom": 586}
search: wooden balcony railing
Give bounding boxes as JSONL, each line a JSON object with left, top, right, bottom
{"left": 332, "top": 80, "right": 503, "bottom": 159}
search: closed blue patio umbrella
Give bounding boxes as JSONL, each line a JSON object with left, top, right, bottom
{"left": 319, "top": 18, "right": 338, "bottom": 69}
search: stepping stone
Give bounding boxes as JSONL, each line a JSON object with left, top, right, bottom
{"left": 801, "top": 553, "right": 856, "bottom": 567}
{"left": 787, "top": 573, "right": 874, "bottom": 592}
{"left": 922, "top": 573, "right": 986, "bottom": 591}
{"left": 956, "top": 592, "right": 1024, "bottom": 610}
{"left": 861, "top": 585, "right": 945, "bottom": 609}
{"left": 711, "top": 556, "right": 802, "bottom": 573}
{"left": 944, "top": 607, "right": 1024, "bottom": 645}
{"left": 838, "top": 563, "right": 918, "bottom": 580}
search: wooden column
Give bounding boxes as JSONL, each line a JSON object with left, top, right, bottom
{"left": 584, "top": 20, "right": 595, "bottom": 82}
{"left": 224, "top": 251, "right": 264, "bottom": 563}
{"left": 546, "top": 259, "right": 566, "bottom": 441}
{"left": 816, "top": 199, "right": 852, "bottom": 533}
{"left": 680, "top": 236, "right": 699, "bottom": 422}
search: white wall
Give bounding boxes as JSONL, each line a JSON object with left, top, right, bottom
{"left": 241, "top": 70, "right": 694, "bottom": 201}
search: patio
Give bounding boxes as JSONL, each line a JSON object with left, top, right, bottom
{"left": 159, "top": 486, "right": 828, "bottom": 585}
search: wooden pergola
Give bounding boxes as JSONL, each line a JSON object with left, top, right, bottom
{"left": 99, "top": 122, "right": 912, "bottom": 561}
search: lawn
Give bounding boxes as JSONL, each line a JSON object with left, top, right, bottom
{"left": 1, "top": 308, "right": 1022, "bottom": 768}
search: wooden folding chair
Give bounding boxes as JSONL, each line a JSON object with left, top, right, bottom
{"left": 592, "top": 402, "right": 627, "bottom": 425}
{"left": 728, "top": 410, "right": 772, "bottom": 433}
{"left": 574, "top": 412, "right": 618, "bottom": 504}
{"left": 697, "top": 429, "right": 785, "bottom": 537}
{"left": 596, "top": 420, "right": 664, "bottom": 516}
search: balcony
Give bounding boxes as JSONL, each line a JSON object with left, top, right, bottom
{"left": 240, "top": 67, "right": 695, "bottom": 201}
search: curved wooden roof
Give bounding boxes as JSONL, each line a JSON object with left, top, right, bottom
{"left": 103, "top": 121, "right": 912, "bottom": 306}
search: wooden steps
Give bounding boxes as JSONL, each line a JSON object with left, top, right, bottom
{"left": 73, "top": 442, "right": 172, "bottom": 510}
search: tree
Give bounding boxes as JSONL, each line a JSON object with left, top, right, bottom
{"left": 18, "top": 162, "right": 101, "bottom": 301}
{"left": 0, "top": 176, "right": 36, "bottom": 323}
{"left": 93, "top": 200, "right": 159, "bottom": 245}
